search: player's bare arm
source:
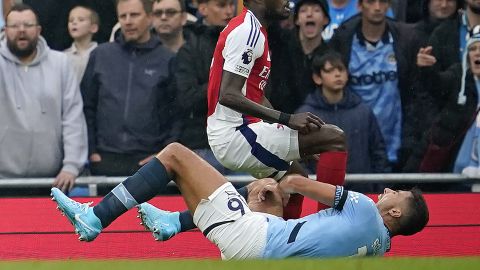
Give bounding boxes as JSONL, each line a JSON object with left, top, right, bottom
{"left": 277, "top": 174, "right": 336, "bottom": 207}
{"left": 219, "top": 71, "right": 325, "bottom": 133}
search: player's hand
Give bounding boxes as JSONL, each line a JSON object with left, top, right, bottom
{"left": 288, "top": 112, "right": 324, "bottom": 134}
{"left": 138, "top": 155, "right": 155, "bottom": 166}
{"left": 89, "top": 153, "right": 102, "bottom": 162}
{"left": 257, "top": 182, "right": 290, "bottom": 207}
{"left": 417, "top": 46, "right": 436, "bottom": 67}
{"left": 53, "top": 171, "right": 76, "bottom": 193}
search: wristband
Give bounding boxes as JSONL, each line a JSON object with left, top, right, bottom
{"left": 278, "top": 112, "right": 291, "bottom": 125}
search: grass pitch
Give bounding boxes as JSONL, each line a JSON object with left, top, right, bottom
{"left": 0, "top": 258, "right": 479, "bottom": 270}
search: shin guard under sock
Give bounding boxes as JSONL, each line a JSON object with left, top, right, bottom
{"left": 316, "top": 151, "right": 347, "bottom": 211}
{"left": 93, "top": 158, "right": 170, "bottom": 228}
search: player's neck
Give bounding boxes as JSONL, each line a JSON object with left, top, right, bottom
{"left": 247, "top": 5, "right": 269, "bottom": 28}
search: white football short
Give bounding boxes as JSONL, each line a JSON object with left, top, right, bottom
{"left": 210, "top": 121, "right": 300, "bottom": 180}
{"left": 193, "top": 182, "right": 268, "bottom": 260}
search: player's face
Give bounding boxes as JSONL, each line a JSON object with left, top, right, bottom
{"left": 5, "top": 10, "right": 41, "bottom": 58}
{"left": 376, "top": 188, "right": 412, "bottom": 211}
{"left": 359, "top": 0, "right": 390, "bottom": 25}
{"left": 468, "top": 42, "right": 480, "bottom": 76}
{"left": 117, "top": 0, "right": 153, "bottom": 43}
{"left": 68, "top": 7, "right": 97, "bottom": 40}
{"left": 264, "top": 0, "right": 291, "bottom": 21}
{"left": 317, "top": 61, "right": 348, "bottom": 92}
{"left": 295, "top": 3, "right": 329, "bottom": 40}
{"left": 152, "top": 0, "right": 187, "bottom": 36}
{"left": 199, "top": 0, "right": 235, "bottom": 26}
{"left": 429, "top": 0, "right": 458, "bottom": 20}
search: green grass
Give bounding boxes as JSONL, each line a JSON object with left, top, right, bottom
{"left": 0, "top": 258, "right": 479, "bottom": 270}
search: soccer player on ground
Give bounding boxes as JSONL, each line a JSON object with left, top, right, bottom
{"left": 51, "top": 142, "right": 429, "bottom": 259}
{"left": 205, "top": 0, "right": 346, "bottom": 220}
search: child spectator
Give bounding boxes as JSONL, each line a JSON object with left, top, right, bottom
{"left": 64, "top": 5, "right": 99, "bottom": 82}
{"left": 296, "top": 51, "right": 389, "bottom": 175}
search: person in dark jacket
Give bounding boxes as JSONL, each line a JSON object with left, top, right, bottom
{"left": 329, "top": 0, "right": 419, "bottom": 171}
{"left": 402, "top": 0, "right": 464, "bottom": 172}
{"left": 173, "top": 0, "right": 234, "bottom": 173}
{"left": 296, "top": 51, "right": 388, "bottom": 175}
{"left": 81, "top": 0, "right": 177, "bottom": 176}
{"left": 411, "top": 29, "right": 480, "bottom": 191}
{"left": 267, "top": 0, "right": 330, "bottom": 114}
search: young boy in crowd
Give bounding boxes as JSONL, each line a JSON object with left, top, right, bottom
{"left": 296, "top": 51, "right": 389, "bottom": 191}
{"left": 64, "top": 5, "right": 99, "bottom": 82}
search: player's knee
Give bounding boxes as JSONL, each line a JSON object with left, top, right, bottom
{"left": 156, "top": 143, "right": 188, "bottom": 169}
{"left": 323, "top": 124, "right": 347, "bottom": 151}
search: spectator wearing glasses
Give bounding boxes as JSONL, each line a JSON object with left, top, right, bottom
{"left": 152, "top": 0, "right": 189, "bottom": 53}
{"left": 81, "top": 0, "right": 177, "bottom": 177}
{"left": 0, "top": 4, "right": 88, "bottom": 193}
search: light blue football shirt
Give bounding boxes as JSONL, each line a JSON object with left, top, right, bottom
{"left": 261, "top": 187, "right": 391, "bottom": 258}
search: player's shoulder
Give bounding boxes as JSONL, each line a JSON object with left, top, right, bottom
{"left": 223, "top": 10, "right": 262, "bottom": 38}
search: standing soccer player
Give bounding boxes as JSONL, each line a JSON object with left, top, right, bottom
{"left": 206, "top": 0, "right": 346, "bottom": 218}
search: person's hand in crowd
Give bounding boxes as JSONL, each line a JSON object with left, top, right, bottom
{"left": 53, "top": 171, "right": 76, "bottom": 193}
{"left": 89, "top": 153, "right": 102, "bottom": 162}
{"left": 138, "top": 155, "right": 155, "bottom": 166}
{"left": 288, "top": 112, "right": 325, "bottom": 134}
{"left": 417, "top": 46, "right": 437, "bottom": 67}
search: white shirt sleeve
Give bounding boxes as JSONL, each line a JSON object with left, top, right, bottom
{"left": 222, "top": 16, "right": 265, "bottom": 78}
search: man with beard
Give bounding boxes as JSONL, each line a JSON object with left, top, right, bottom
{"left": 329, "top": 0, "right": 419, "bottom": 172}
{"left": 81, "top": 0, "right": 177, "bottom": 177}
{"left": 0, "top": 4, "right": 88, "bottom": 193}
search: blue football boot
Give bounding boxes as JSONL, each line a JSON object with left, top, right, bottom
{"left": 137, "top": 202, "right": 181, "bottom": 241}
{"left": 51, "top": 187, "right": 102, "bottom": 242}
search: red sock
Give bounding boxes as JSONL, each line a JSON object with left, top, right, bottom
{"left": 316, "top": 151, "right": 347, "bottom": 211}
{"left": 283, "top": 193, "right": 304, "bottom": 219}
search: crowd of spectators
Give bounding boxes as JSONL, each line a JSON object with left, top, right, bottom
{"left": 0, "top": 0, "right": 477, "bottom": 194}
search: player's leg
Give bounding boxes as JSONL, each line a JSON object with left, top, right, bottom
{"left": 51, "top": 142, "right": 228, "bottom": 241}
{"left": 298, "top": 124, "right": 348, "bottom": 210}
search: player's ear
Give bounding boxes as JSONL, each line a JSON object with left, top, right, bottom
{"left": 388, "top": 208, "right": 402, "bottom": 218}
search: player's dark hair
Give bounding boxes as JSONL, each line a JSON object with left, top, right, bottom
{"left": 396, "top": 187, "right": 429, "bottom": 236}
{"left": 116, "top": 0, "right": 153, "bottom": 14}
{"left": 6, "top": 4, "right": 40, "bottom": 25}
{"left": 311, "top": 51, "right": 347, "bottom": 75}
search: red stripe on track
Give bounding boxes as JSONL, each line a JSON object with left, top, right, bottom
{"left": 0, "top": 194, "right": 479, "bottom": 259}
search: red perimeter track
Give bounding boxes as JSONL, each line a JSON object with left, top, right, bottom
{"left": 0, "top": 194, "right": 479, "bottom": 259}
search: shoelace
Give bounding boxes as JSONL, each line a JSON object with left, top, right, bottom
{"left": 66, "top": 199, "right": 93, "bottom": 213}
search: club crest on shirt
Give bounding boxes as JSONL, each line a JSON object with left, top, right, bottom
{"left": 386, "top": 53, "right": 396, "bottom": 64}
{"left": 242, "top": 49, "right": 253, "bottom": 64}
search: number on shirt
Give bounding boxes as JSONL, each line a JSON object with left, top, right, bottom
{"left": 287, "top": 221, "right": 307, "bottom": 244}
{"left": 227, "top": 198, "right": 245, "bottom": 215}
